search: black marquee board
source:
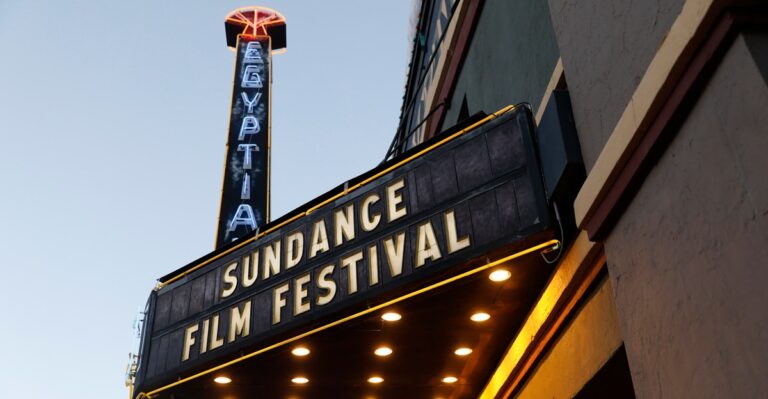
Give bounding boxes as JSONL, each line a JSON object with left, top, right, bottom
{"left": 133, "top": 107, "right": 553, "bottom": 396}
{"left": 216, "top": 36, "right": 271, "bottom": 248}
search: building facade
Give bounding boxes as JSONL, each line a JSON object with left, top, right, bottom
{"left": 394, "top": 0, "right": 768, "bottom": 397}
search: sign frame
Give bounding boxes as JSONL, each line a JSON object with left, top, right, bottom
{"left": 215, "top": 34, "right": 273, "bottom": 248}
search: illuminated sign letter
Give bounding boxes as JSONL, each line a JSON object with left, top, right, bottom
{"left": 241, "top": 92, "right": 262, "bottom": 114}
{"left": 238, "top": 116, "right": 261, "bottom": 140}
{"left": 241, "top": 65, "right": 263, "bottom": 88}
{"left": 241, "top": 174, "right": 251, "bottom": 200}
{"left": 228, "top": 204, "right": 257, "bottom": 232}
{"left": 237, "top": 144, "right": 259, "bottom": 169}
{"left": 243, "top": 41, "right": 264, "bottom": 63}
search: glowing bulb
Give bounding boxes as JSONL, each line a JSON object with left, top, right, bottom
{"left": 374, "top": 346, "right": 393, "bottom": 356}
{"left": 292, "top": 346, "right": 310, "bottom": 356}
{"left": 291, "top": 377, "right": 309, "bottom": 384}
{"left": 454, "top": 347, "right": 473, "bottom": 356}
{"left": 442, "top": 376, "right": 458, "bottom": 384}
{"left": 489, "top": 269, "right": 511, "bottom": 282}
{"left": 368, "top": 376, "right": 384, "bottom": 384}
{"left": 470, "top": 312, "right": 490, "bottom": 322}
{"left": 381, "top": 312, "right": 401, "bottom": 322}
{"left": 213, "top": 376, "right": 231, "bottom": 384}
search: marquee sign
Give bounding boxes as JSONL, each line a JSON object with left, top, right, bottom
{"left": 133, "top": 107, "right": 552, "bottom": 396}
{"left": 216, "top": 36, "right": 272, "bottom": 248}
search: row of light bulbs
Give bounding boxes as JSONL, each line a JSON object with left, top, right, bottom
{"left": 212, "top": 268, "right": 512, "bottom": 387}
{"left": 288, "top": 375, "right": 459, "bottom": 385}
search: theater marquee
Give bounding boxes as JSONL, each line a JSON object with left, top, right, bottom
{"left": 132, "top": 106, "right": 555, "bottom": 397}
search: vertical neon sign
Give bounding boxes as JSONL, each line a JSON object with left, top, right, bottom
{"left": 217, "top": 8, "right": 286, "bottom": 248}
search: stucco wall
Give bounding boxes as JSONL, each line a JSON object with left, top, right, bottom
{"left": 547, "top": 0, "right": 685, "bottom": 170}
{"left": 516, "top": 277, "right": 624, "bottom": 399}
{"left": 604, "top": 33, "right": 768, "bottom": 398}
{"left": 441, "top": 0, "right": 560, "bottom": 130}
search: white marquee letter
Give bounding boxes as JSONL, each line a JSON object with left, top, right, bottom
{"left": 293, "top": 274, "right": 311, "bottom": 316}
{"left": 368, "top": 245, "right": 379, "bottom": 286}
{"left": 360, "top": 193, "right": 381, "bottom": 232}
{"left": 415, "top": 220, "right": 442, "bottom": 267}
{"left": 272, "top": 283, "right": 289, "bottom": 324}
{"left": 386, "top": 179, "right": 407, "bottom": 222}
{"left": 316, "top": 264, "right": 336, "bottom": 306}
{"left": 309, "top": 219, "right": 330, "bottom": 258}
{"left": 199, "top": 319, "right": 209, "bottom": 354}
{"left": 285, "top": 231, "right": 304, "bottom": 269}
{"left": 220, "top": 261, "right": 238, "bottom": 298}
{"left": 182, "top": 323, "right": 199, "bottom": 361}
{"left": 334, "top": 204, "right": 355, "bottom": 246}
{"left": 383, "top": 232, "right": 405, "bottom": 277}
{"left": 263, "top": 240, "right": 281, "bottom": 280}
{"left": 340, "top": 251, "right": 363, "bottom": 294}
{"left": 209, "top": 315, "right": 224, "bottom": 350}
{"left": 241, "top": 251, "right": 259, "bottom": 288}
{"left": 228, "top": 301, "right": 251, "bottom": 343}
{"left": 444, "top": 210, "right": 470, "bottom": 254}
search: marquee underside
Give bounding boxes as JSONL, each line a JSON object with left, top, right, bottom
{"left": 148, "top": 246, "right": 553, "bottom": 399}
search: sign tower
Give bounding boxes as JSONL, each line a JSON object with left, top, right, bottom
{"left": 216, "top": 7, "right": 287, "bottom": 248}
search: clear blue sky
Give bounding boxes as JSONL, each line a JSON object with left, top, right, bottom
{"left": 0, "top": 1, "right": 412, "bottom": 397}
